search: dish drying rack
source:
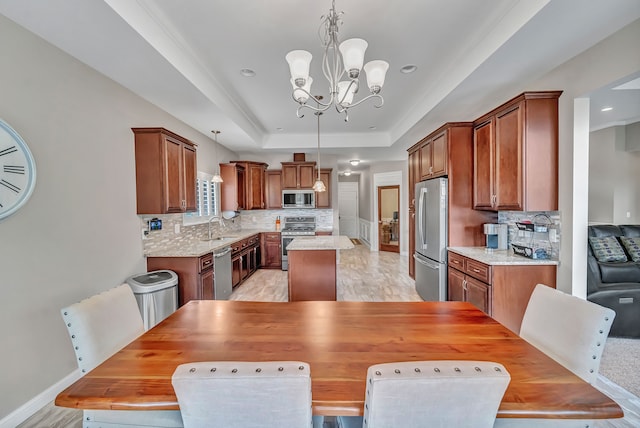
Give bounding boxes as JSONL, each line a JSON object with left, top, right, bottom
{"left": 511, "top": 214, "right": 556, "bottom": 260}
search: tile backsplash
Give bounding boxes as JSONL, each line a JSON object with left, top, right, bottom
{"left": 239, "top": 209, "right": 333, "bottom": 231}
{"left": 139, "top": 209, "right": 334, "bottom": 255}
{"left": 498, "top": 211, "right": 561, "bottom": 260}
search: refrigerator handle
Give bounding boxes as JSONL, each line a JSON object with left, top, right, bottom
{"left": 418, "top": 187, "right": 428, "bottom": 250}
{"left": 413, "top": 253, "right": 440, "bottom": 270}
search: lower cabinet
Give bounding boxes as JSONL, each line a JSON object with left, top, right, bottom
{"left": 261, "top": 232, "right": 282, "bottom": 269}
{"left": 147, "top": 253, "right": 213, "bottom": 307}
{"left": 447, "top": 251, "right": 557, "bottom": 334}
{"left": 447, "top": 263, "right": 491, "bottom": 315}
{"left": 231, "top": 234, "right": 261, "bottom": 288}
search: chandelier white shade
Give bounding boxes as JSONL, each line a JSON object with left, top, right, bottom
{"left": 285, "top": 0, "right": 389, "bottom": 121}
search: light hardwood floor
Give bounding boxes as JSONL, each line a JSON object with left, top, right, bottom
{"left": 17, "top": 245, "right": 639, "bottom": 427}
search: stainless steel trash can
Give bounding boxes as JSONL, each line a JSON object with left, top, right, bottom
{"left": 126, "top": 270, "right": 178, "bottom": 331}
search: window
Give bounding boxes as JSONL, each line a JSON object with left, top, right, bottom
{"left": 183, "top": 172, "right": 220, "bottom": 225}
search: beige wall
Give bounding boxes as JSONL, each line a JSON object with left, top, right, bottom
{"left": 589, "top": 125, "right": 640, "bottom": 224}
{"left": 0, "top": 15, "right": 234, "bottom": 419}
{"left": 530, "top": 18, "right": 640, "bottom": 293}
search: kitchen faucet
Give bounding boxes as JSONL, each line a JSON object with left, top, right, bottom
{"left": 208, "top": 216, "right": 226, "bottom": 240}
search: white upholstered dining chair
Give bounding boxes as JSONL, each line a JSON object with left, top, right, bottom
{"left": 519, "top": 284, "right": 615, "bottom": 384}
{"left": 61, "top": 283, "right": 183, "bottom": 428}
{"left": 337, "top": 360, "right": 510, "bottom": 428}
{"left": 172, "top": 361, "right": 314, "bottom": 428}
{"left": 493, "top": 284, "right": 617, "bottom": 428}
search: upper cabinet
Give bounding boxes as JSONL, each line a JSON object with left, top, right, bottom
{"left": 419, "top": 131, "right": 447, "bottom": 181}
{"left": 265, "top": 170, "right": 283, "bottom": 209}
{"left": 473, "top": 91, "right": 562, "bottom": 212}
{"left": 132, "top": 127, "right": 197, "bottom": 214}
{"left": 282, "top": 162, "right": 316, "bottom": 189}
{"left": 220, "top": 161, "right": 268, "bottom": 211}
{"left": 315, "top": 168, "right": 333, "bottom": 208}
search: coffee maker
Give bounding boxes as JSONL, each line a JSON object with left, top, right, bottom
{"left": 484, "top": 223, "right": 508, "bottom": 250}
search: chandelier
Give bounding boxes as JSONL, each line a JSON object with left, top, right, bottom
{"left": 285, "top": 0, "right": 389, "bottom": 122}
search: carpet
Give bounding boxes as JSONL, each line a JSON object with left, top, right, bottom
{"left": 350, "top": 238, "right": 361, "bottom": 245}
{"left": 600, "top": 337, "right": 640, "bottom": 397}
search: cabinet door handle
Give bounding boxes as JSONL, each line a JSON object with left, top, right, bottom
{"left": 472, "top": 268, "right": 480, "bottom": 273}
{"left": 463, "top": 279, "right": 467, "bottom": 291}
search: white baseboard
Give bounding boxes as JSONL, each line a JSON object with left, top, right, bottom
{"left": 0, "top": 369, "right": 81, "bottom": 428}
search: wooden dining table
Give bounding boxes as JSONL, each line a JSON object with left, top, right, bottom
{"left": 55, "top": 300, "right": 623, "bottom": 420}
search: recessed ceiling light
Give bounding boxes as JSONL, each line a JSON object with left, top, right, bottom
{"left": 350, "top": 160, "right": 360, "bottom": 166}
{"left": 369, "top": 126, "right": 377, "bottom": 130}
{"left": 240, "top": 68, "right": 256, "bottom": 77}
{"left": 400, "top": 64, "right": 417, "bottom": 74}
{"left": 601, "top": 107, "right": 613, "bottom": 112}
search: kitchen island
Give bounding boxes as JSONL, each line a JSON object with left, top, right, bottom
{"left": 287, "top": 235, "right": 354, "bottom": 301}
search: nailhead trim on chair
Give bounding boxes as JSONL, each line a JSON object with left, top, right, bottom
{"left": 180, "top": 363, "right": 308, "bottom": 376}
{"left": 371, "top": 364, "right": 504, "bottom": 377}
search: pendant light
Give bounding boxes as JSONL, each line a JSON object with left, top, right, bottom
{"left": 312, "top": 111, "right": 327, "bottom": 192}
{"left": 211, "top": 130, "right": 223, "bottom": 183}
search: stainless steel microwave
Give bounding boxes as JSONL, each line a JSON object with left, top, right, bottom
{"left": 282, "top": 189, "right": 315, "bottom": 208}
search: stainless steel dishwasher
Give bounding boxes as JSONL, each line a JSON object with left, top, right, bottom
{"left": 213, "top": 246, "right": 232, "bottom": 300}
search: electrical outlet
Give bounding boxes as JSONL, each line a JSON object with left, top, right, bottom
{"left": 141, "top": 229, "right": 148, "bottom": 240}
{"left": 549, "top": 229, "right": 557, "bottom": 243}
{"left": 174, "top": 223, "right": 180, "bottom": 234}
{"left": 627, "top": 212, "right": 631, "bottom": 218}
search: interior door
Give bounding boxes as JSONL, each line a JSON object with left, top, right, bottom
{"left": 378, "top": 185, "right": 400, "bottom": 253}
{"left": 338, "top": 182, "right": 358, "bottom": 238}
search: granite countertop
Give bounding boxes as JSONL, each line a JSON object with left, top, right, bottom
{"left": 145, "top": 229, "right": 265, "bottom": 258}
{"left": 448, "top": 246, "right": 559, "bottom": 266}
{"left": 287, "top": 235, "right": 354, "bottom": 251}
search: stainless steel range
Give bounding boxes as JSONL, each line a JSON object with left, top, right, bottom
{"left": 281, "top": 216, "right": 316, "bottom": 270}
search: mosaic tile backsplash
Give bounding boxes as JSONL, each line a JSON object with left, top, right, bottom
{"left": 140, "top": 209, "right": 334, "bottom": 254}
{"left": 498, "top": 211, "right": 561, "bottom": 260}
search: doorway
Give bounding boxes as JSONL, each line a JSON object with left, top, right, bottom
{"left": 378, "top": 185, "right": 399, "bottom": 253}
{"left": 338, "top": 182, "right": 359, "bottom": 238}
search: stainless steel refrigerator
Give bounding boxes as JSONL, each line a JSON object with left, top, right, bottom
{"left": 414, "top": 177, "right": 448, "bottom": 301}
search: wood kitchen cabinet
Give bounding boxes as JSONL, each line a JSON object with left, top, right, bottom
{"left": 147, "top": 253, "right": 213, "bottom": 307}
{"left": 231, "top": 234, "right": 261, "bottom": 287}
{"left": 315, "top": 168, "right": 333, "bottom": 208}
{"left": 220, "top": 161, "right": 268, "bottom": 211}
{"left": 407, "top": 123, "right": 495, "bottom": 279}
{"left": 261, "top": 232, "right": 282, "bottom": 269}
{"left": 408, "top": 150, "right": 420, "bottom": 211}
{"left": 133, "top": 127, "right": 197, "bottom": 214}
{"left": 265, "top": 170, "right": 282, "bottom": 209}
{"left": 473, "top": 91, "right": 562, "bottom": 211}
{"left": 447, "top": 250, "right": 557, "bottom": 334}
{"left": 281, "top": 162, "right": 316, "bottom": 189}
{"left": 419, "top": 131, "right": 447, "bottom": 180}
{"left": 408, "top": 208, "right": 416, "bottom": 277}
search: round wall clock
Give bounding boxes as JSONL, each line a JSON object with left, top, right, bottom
{"left": 0, "top": 119, "right": 36, "bottom": 221}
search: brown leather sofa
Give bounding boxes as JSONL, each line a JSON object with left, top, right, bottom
{"left": 587, "top": 224, "right": 640, "bottom": 337}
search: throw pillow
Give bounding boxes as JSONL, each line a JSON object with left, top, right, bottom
{"left": 588, "top": 236, "right": 628, "bottom": 263}
{"left": 620, "top": 236, "right": 640, "bottom": 262}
